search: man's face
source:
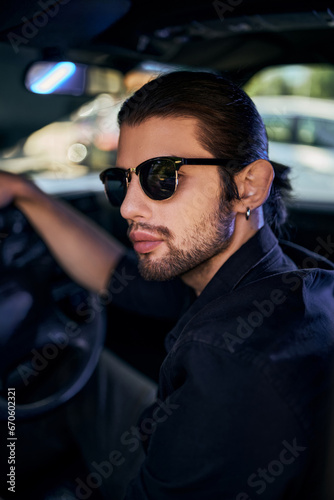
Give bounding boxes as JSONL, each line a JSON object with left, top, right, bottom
{"left": 117, "top": 116, "right": 234, "bottom": 282}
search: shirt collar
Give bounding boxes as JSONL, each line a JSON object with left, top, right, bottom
{"left": 202, "top": 223, "right": 279, "bottom": 297}
{"left": 165, "top": 224, "right": 282, "bottom": 350}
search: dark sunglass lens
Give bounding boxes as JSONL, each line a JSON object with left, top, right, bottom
{"left": 141, "top": 159, "right": 176, "bottom": 200}
{"left": 103, "top": 170, "right": 126, "bottom": 207}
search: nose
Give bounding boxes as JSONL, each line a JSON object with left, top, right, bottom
{"left": 120, "top": 172, "right": 152, "bottom": 221}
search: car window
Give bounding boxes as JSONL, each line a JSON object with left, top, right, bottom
{"left": 261, "top": 114, "right": 294, "bottom": 143}
{"left": 245, "top": 64, "right": 334, "bottom": 204}
{"left": 0, "top": 93, "right": 123, "bottom": 195}
{"left": 296, "top": 117, "right": 334, "bottom": 148}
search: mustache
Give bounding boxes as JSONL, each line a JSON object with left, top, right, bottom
{"left": 127, "top": 222, "right": 172, "bottom": 239}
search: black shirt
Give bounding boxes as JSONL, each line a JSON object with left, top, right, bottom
{"left": 110, "top": 225, "right": 334, "bottom": 500}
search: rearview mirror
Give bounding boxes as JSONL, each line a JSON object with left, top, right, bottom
{"left": 25, "top": 61, "right": 124, "bottom": 96}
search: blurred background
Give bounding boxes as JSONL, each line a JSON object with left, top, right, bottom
{"left": 1, "top": 63, "right": 334, "bottom": 204}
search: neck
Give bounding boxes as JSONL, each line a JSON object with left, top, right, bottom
{"left": 181, "top": 209, "right": 264, "bottom": 296}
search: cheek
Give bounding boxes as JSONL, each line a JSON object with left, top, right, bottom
{"left": 174, "top": 187, "right": 221, "bottom": 230}
{"left": 155, "top": 171, "right": 222, "bottom": 238}
{"left": 179, "top": 173, "right": 220, "bottom": 204}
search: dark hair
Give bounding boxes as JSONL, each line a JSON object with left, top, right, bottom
{"left": 118, "top": 71, "right": 291, "bottom": 234}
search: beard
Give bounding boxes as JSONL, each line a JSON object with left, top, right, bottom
{"left": 129, "top": 199, "right": 234, "bottom": 281}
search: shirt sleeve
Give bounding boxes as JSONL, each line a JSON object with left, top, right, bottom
{"left": 107, "top": 251, "right": 195, "bottom": 320}
{"left": 124, "top": 341, "right": 309, "bottom": 500}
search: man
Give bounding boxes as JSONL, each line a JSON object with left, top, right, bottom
{"left": 1, "top": 71, "right": 334, "bottom": 499}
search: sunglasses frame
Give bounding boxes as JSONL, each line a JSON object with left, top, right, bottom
{"left": 99, "top": 156, "right": 235, "bottom": 206}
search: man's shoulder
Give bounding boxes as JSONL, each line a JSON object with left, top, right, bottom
{"left": 172, "top": 266, "right": 334, "bottom": 354}
{"left": 163, "top": 267, "right": 334, "bottom": 435}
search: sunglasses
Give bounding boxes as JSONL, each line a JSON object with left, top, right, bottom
{"left": 99, "top": 156, "right": 234, "bottom": 206}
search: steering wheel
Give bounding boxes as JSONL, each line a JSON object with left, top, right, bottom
{"left": 0, "top": 204, "right": 105, "bottom": 420}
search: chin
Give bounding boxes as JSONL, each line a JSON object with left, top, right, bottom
{"left": 138, "top": 255, "right": 181, "bottom": 281}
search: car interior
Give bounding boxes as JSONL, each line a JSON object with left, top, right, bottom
{"left": 0, "top": 0, "right": 334, "bottom": 498}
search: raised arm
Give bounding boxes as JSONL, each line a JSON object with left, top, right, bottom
{"left": 0, "top": 171, "right": 126, "bottom": 292}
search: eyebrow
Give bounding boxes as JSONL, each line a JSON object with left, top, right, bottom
{"left": 115, "top": 155, "right": 179, "bottom": 170}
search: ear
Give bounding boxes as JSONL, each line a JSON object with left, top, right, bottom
{"left": 232, "top": 160, "right": 275, "bottom": 214}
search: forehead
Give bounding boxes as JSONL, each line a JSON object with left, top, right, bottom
{"left": 116, "top": 116, "right": 210, "bottom": 167}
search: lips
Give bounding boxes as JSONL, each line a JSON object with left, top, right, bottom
{"left": 129, "top": 231, "right": 163, "bottom": 254}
